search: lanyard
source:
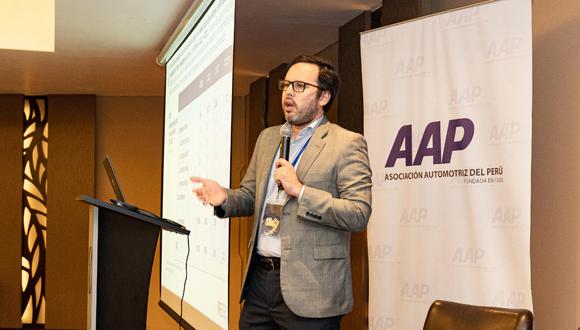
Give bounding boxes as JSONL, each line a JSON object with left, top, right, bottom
{"left": 290, "top": 137, "right": 311, "bottom": 167}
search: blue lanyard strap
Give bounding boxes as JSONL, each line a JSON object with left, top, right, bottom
{"left": 290, "top": 137, "right": 311, "bottom": 167}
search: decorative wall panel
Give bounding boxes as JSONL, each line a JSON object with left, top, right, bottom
{"left": 22, "top": 97, "right": 48, "bottom": 324}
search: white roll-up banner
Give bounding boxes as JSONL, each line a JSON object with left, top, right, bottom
{"left": 361, "top": 0, "right": 532, "bottom": 328}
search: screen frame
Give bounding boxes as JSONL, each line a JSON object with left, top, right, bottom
{"left": 158, "top": 0, "right": 237, "bottom": 328}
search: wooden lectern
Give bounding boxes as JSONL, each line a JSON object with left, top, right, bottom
{"left": 77, "top": 195, "right": 189, "bottom": 330}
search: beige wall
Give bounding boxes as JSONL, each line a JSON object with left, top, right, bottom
{"left": 0, "top": 95, "right": 24, "bottom": 328}
{"left": 530, "top": 0, "right": 580, "bottom": 328}
{"left": 46, "top": 95, "right": 95, "bottom": 329}
{"left": 94, "top": 96, "right": 175, "bottom": 329}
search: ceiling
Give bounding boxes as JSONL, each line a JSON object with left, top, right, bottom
{"left": 0, "top": 0, "right": 381, "bottom": 97}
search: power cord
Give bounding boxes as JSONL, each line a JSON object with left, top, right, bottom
{"left": 179, "top": 236, "right": 190, "bottom": 329}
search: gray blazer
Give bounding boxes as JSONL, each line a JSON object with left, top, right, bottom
{"left": 216, "top": 117, "right": 372, "bottom": 317}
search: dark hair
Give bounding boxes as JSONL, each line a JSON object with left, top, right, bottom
{"left": 288, "top": 55, "right": 341, "bottom": 112}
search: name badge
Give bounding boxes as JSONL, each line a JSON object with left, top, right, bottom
{"left": 260, "top": 191, "right": 287, "bottom": 237}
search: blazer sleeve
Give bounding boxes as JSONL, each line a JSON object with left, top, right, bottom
{"left": 214, "top": 130, "right": 264, "bottom": 218}
{"left": 296, "top": 133, "right": 372, "bottom": 232}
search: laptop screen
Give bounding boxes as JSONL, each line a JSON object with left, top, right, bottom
{"left": 102, "top": 155, "right": 127, "bottom": 203}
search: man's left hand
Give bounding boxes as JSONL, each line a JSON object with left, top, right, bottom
{"left": 274, "top": 159, "right": 302, "bottom": 197}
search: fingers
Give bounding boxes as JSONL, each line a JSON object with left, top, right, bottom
{"left": 190, "top": 177, "right": 216, "bottom": 206}
{"left": 190, "top": 176, "right": 207, "bottom": 187}
{"left": 190, "top": 176, "right": 208, "bottom": 203}
{"left": 193, "top": 186, "right": 204, "bottom": 202}
{"left": 275, "top": 159, "right": 291, "bottom": 168}
{"left": 192, "top": 186, "right": 210, "bottom": 206}
{"left": 274, "top": 166, "right": 284, "bottom": 182}
{"left": 189, "top": 177, "right": 226, "bottom": 206}
{"left": 273, "top": 161, "right": 302, "bottom": 197}
{"left": 191, "top": 176, "right": 213, "bottom": 198}
{"left": 274, "top": 159, "right": 292, "bottom": 185}
{"left": 194, "top": 188, "right": 204, "bottom": 199}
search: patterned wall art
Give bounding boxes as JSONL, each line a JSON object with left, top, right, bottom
{"left": 22, "top": 97, "right": 48, "bottom": 325}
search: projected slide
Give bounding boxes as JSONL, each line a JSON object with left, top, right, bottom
{"left": 161, "top": 0, "right": 234, "bottom": 329}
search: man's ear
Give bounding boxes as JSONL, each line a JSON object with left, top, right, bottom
{"left": 318, "top": 90, "right": 331, "bottom": 107}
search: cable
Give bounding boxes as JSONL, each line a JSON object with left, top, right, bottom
{"left": 179, "top": 235, "right": 190, "bottom": 329}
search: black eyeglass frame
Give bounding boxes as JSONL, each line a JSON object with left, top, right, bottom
{"left": 278, "top": 80, "right": 324, "bottom": 93}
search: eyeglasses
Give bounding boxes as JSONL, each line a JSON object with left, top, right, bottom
{"left": 278, "top": 80, "right": 323, "bottom": 93}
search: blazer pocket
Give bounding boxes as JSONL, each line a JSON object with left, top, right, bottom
{"left": 313, "top": 244, "right": 347, "bottom": 260}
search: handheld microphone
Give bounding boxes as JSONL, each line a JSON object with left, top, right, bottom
{"left": 278, "top": 126, "right": 292, "bottom": 190}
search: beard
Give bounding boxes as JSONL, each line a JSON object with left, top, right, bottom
{"left": 284, "top": 97, "right": 320, "bottom": 127}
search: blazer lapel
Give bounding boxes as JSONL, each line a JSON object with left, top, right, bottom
{"left": 296, "top": 118, "right": 329, "bottom": 181}
{"left": 256, "top": 130, "right": 280, "bottom": 208}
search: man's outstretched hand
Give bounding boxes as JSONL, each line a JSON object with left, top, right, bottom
{"left": 190, "top": 177, "right": 227, "bottom": 207}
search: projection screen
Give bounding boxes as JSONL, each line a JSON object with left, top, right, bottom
{"left": 160, "top": 0, "right": 235, "bottom": 328}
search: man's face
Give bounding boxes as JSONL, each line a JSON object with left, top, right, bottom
{"left": 281, "top": 62, "right": 328, "bottom": 128}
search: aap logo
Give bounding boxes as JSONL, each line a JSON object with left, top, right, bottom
{"left": 368, "top": 244, "right": 393, "bottom": 261}
{"left": 441, "top": 7, "right": 480, "bottom": 28}
{"left": 490, "top": 122, "right": 521, "bottom": 143}
{"left": 493, "top": 290, "right": 526, "bottom": 308}
{"left": 394, "top": 56, "right": 424, "bottom": 77}
{"left": 400, "top": 208, "right": 428, "bottom": 226}
{"left": 369, "top": 316, "right": 395, "bottom": 329}
{"left": 361, "top": 30, "right": 392, "bottom": 48}
{"left": 492, "top": 207, "right": 522, "bottom": 226}
{"left": 449, "top": 86, "right": 482, "bottom": 107}
{"left": 364, "top": 99, "right": 389, "bottom": 118}
{"left": 451, "top": 247, "right": 484, "bottom": 265}
{"left": 401, "top": 282, "right": 430, "bottom": 300}
{"left": 487, "top": 37, "right": 523, "bottom": 60}
{"left": 385, "top": 118, "right": 474, "bottom": 167}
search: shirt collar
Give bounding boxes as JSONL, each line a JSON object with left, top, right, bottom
{"left": 282, "top": 115, "right": 325, "bottom": 140}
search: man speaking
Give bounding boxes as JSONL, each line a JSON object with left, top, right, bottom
{"left": 191, "top": 55, "right": 372, "bottom": 329}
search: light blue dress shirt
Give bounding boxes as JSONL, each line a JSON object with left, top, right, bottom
{"left": 256, "top": 116, "right": 324, "bottom": 257}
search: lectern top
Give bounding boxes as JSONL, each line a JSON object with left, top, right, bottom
{"left": 76, "top": 195, "right": 190, "bottom": 235}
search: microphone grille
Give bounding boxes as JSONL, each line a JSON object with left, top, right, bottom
{"left": 280, "top": 126, "right": 292, "bottom": 138}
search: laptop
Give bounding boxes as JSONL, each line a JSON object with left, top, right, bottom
{"left": 103, "top": 155, "right": 138, "bottom": 210}
{"left": 102, "top": 155, "right": 185, "bottom": 229}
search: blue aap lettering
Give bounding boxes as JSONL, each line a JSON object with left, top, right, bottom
{"left": 452, "top": 247, "right": 484, "bottom": 264}
{"left": 385, "top": 118, "right": 475, "bottom": 167}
